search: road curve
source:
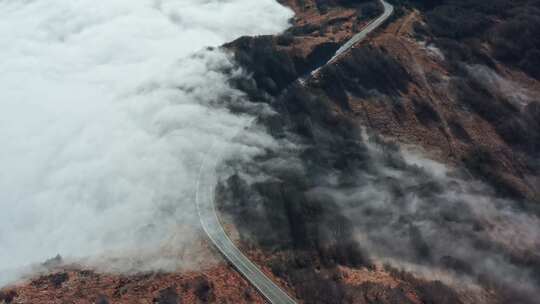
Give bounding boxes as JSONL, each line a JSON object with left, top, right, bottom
{"left": 308, "top": 0, "right": 394, "bottom": 79}
{"left": 196, "top": 1, "right": 393, "bottom": 303}
{"left": 195, "top": 131, "right": 297, "bottom": 304}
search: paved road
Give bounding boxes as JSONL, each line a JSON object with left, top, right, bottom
{"left": 196, "top": 135, "right": 297, "bottom": 304}
{"left": 195, "top": 1, "right": 393, "bottom": 303}
{"left": 307, "top": 0, "right": 394, "bottom": 80}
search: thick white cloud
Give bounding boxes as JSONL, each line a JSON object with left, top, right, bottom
{"left": 0, "top": 0, "right": 292, "bottom": 286}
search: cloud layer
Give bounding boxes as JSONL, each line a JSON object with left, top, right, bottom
{"left": 0, "top": 0, "right": 292, "bottom": 286}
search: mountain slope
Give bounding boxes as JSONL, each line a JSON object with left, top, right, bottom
{"left": 2, "top": 1, "right": 540, "bottom": 303}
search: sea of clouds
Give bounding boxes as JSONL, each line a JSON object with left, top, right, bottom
{"left": 0, "top": 0, "right": 292, "bottom": 286}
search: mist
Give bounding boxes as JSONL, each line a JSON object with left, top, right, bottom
{"left": 218, "top": 85, "right": 540, "bottom": 302}
{"left": 0, "top": 0, "right": 292, "bottom": 286}
{"left": 305, "top": 132, "right": 540, "bottom": 301}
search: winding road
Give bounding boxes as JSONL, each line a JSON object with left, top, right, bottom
{"left": 195, "top": 1, "right": 393, "bottom": 303}
{"left": 308, "top": 0, "right": 394, "bottom": 79}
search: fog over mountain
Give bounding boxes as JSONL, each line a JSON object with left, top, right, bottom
{"left": 0, "top": 0, "right": 292, "bottom": 286}
{"left": 2, "top": 1, "right": 540, "bottom": 303}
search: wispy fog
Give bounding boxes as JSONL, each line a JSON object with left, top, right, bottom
{"left": 0, "top": 0, "right": 292, "bottom": 286}
{"left": 465, "top": 64, "right": 535, "bottom": 108}
{"left": 314, "top": 132, "right": 540, "bottom": 301}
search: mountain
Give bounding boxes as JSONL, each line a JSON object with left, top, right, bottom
{"left": 2, "top": 0, "right": 540, "bottom": 303}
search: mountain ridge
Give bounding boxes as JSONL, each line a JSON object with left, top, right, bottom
{"left": 2, "top": 1, "right": 540, "bottom": 303}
